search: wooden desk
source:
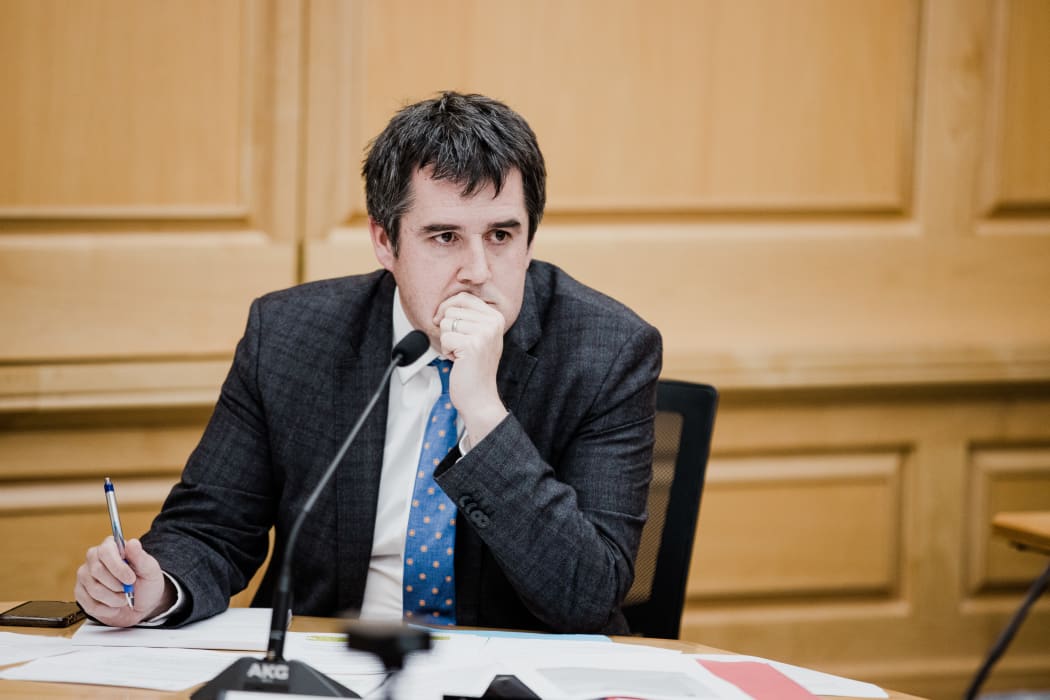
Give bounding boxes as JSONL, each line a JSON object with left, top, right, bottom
{"left": 0, "top": 603, "right": 928, "bottom": 699}
{"left": 993, "top": 510, "right": 1050, "bottom": 555}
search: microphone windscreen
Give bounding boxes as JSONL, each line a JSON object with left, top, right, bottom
{"left": 392, "top": 330, "right": 430, "bottom": 366}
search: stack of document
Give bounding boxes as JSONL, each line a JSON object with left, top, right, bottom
{"left": 0, "top": 608, "right": 888, "bottom": 699}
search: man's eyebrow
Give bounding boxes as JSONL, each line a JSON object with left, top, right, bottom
{"left": 418, "top": 219, "right": 522, "bottom": 234}
{"left": 420, "top": 223, "right": 464, "bottom": 233}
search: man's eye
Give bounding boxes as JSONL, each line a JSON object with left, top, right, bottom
{"left": 435, "top": 232, "right": 456, "bottom": 243}
{"left": 490, "top": 230, "right": 510, "bottom": 242}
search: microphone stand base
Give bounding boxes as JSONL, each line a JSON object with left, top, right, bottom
{"left": 190, "top": 656, "right": 359, "bottom": 699}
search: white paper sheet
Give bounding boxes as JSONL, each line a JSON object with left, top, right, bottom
{"left": 71, "top": 606, "right": 273, "bottom": 651}
{"left": 283, "top": 631, "right": 386, "bottom": 676}
{"left": 0, "top": 631, "right": 75, "bottom": 666}
{"left": 693, "top": 653, "right": 889, "bottom": 698}
{"left": 511, "top": 654, "right": 755, "bottom": 700}
{"left": 280, "top": 627, "right": 494, "bottom": 696}
{"left": 483, "top": 636, "right": 682, "bottom": 660}
{"left": 0, "top": 646, "right": 243, "bottom": 691}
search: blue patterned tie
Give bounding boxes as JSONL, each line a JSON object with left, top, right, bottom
{"left": 403, "top": 358, "right": 458, "bottom": 624}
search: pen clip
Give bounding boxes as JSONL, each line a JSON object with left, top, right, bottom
{"left": 104, "top": 478, "right": 125, "bottom": 544}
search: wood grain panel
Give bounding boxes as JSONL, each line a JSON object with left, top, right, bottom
{"left": 300, "top": 0, "right": 362, "bottom": 243}
{"left": 326, "top": 0, "right": 917, "bottom": 218}
{"left": 530, "top": 230, "right": 1050, "bottom": 386}
{"left": 0, "top": 360, "right": 227, "bottom": 412}
{"left": 0, "top": 0, "right": 301, "bottom": 364}
{"left": 688, "top": 453, "right": 901, "bottom": 598}
{"left": 0, "top": 0, "right": 244, "bottom": 211}
{"left": 0, "top": 235, "right": 294, "bottom": 361}
{"left": 0, "top": 426, "right": 197, "bottom": 480}
{"left": 980, "top": 0, "right": 1050, "bottom": 214}
{"left": 967, "top": 447, "right": 1050, "bottom": 593}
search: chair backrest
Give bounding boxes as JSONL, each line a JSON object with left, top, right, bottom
{"left": 622, "top": 380, "right": 718, "bottom": 639}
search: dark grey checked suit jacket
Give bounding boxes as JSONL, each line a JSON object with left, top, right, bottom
{"left": 141, "top": 260, "right": 662, "bottom": 634}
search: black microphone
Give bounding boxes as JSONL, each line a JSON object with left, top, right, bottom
{"left": 192, "top": 330, "right": 431, "bottom": 700}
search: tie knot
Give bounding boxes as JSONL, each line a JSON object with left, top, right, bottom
{"left": 430, "top": 358, "right": 453, "bottom": 394}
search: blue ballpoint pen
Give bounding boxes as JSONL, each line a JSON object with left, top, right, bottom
{"left": 103, "top": 477, "right": 135, "bottom": 608}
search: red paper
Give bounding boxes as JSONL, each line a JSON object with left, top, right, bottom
{"left": 696, "top": 659, "right": 820, "bottom": 700}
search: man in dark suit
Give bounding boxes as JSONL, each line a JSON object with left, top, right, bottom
{"left": 75, "top": 92, "right": 662, "bottom": 634}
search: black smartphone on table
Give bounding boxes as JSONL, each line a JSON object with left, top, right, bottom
{"left": 0, "top": 600, "right": 86, "bottom": 628}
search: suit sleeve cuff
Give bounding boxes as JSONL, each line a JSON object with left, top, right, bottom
{"left": 135, "top": 571, "right": 185, "bottom": 627}
{"left": 457, "top": 429, "right": 472, "bottom": 457}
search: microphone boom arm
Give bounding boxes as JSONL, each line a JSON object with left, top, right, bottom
{"left": 266, "top": 356, "right": 403, "bottom": 661}
{"left": 190, "top": 330, "right": 429, "bottom": 699}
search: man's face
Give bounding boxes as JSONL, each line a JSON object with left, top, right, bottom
{"left": 369, "top": 167, "right": 533, "bottom": 347}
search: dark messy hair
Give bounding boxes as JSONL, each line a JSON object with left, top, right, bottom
{"left": 363, "top": 91, "right": 546, "bottom": 253}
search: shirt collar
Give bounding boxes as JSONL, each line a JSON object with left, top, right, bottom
{"left": 392, "top": 287, "right": 440, "bottom": 384}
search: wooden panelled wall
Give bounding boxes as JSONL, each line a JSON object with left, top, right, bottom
{"left": 1, "top": 1, "right": 1047, "bottom": 698}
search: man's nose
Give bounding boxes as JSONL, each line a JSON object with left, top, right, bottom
{"left": 457, "top": 238, "right": 492, "bottom": 285}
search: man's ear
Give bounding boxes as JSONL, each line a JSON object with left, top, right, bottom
{"left": 368, "top": 217, "right": 396, "bottom": 271}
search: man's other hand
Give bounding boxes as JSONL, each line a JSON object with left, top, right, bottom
{"left": 74, "top": 536, "right": 174, "bottom": 627}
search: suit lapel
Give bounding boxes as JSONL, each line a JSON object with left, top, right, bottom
{"left": 334, "top": 274, "right": 395, "bottom": 611}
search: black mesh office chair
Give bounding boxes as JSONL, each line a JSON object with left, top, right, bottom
{"left": 622, "top": 380, "right": 718, "bottom": 640}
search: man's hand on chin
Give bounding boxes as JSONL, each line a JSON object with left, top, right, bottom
{"left": 435, "top": 292, "right": 509, "bottom": 446}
